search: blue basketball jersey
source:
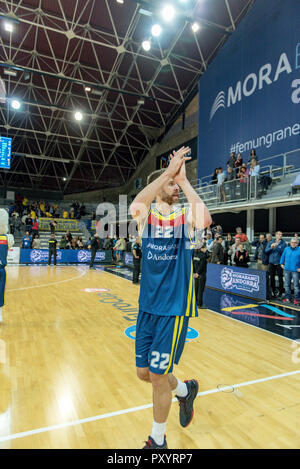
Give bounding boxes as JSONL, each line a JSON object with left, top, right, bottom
{"left": 139, "top": 206, "right": 197, "bottom": 317}
{"left": 0, "top": 235, "right": 8, "bottom": 269}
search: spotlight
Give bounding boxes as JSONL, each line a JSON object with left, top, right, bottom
{"left": 151, "top": 24, "right": 162, "bottom": 37}
{"left": 191, "top": 22, "right": 200, "bottom": 32}
{"left": 116, "top": 0, "right": 124, "bottom": 3}
{"left": 11, "top": 100, "right": 21, "bottom": 110}
{"left": 137, "top": 98, "right": 145, "bottom": 106}
{"left": 142, "top": 40, "right": 151, "bottom": 51}
{"left": 161, "top": 4, "right": 176, "bottom": 23}
{"left": 74, "top": 111, "right": 83, "bottom": 121}
{"left": 85, "top": 86, "right": 92, "bottom": 92}
{"left": 63, "top": 177, "right": 67, "bottom": 182}
{"left": 4, "top": 22, "right": 13, "bottom": 32}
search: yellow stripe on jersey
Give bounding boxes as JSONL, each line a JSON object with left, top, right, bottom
{"left": 173, "top": 316, "right": 184, "bottom": 363}
{"left": 164, "top": 316, "right": 180, "bottom": 375}
{"left": 0, "top": 236, "right": 7, "bottom": 240}
{"left": 151, "top": 206, "right": 184, "bottom": 221}
{"left": 185, "top": 259, "right": 194, "bottom": 317}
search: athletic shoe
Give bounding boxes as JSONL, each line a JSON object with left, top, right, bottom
{"left": 143, "top": 436, "right": 168, "bottom": 449}
{"left": 176, "top": 379, "right": 199, "bottom": 428}
{"left": 283, "top": 298, "right": 291, "bottom": 303}
{"left": 294, "top": 299, "right": 299, "bottom": 306}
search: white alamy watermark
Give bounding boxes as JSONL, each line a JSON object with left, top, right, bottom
{"left": 291, "top": 339, "right": 300, "bottom": 364}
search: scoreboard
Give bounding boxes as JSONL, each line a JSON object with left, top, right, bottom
{"left": 0, "top": 137, "right": 12, "bottom": 169}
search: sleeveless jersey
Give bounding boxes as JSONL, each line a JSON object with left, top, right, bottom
{"left": 0, "top": 235, "right": 8, "bottom": 268}
{"left": 139, "top": 206, "right": 197, "bottom": 317}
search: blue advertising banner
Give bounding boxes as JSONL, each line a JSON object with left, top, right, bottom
{"left": 20, "top": 249, "right": 112, "bottom": 264}
{"left": 206, "top": 264, "right": 267, "bottom": 301}
{"left": 198, "top": 0, "right": 300, "bottom": 179}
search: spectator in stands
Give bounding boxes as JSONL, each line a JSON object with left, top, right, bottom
{"left": 39, "top": 201, "right": 45, "bottom": 217}
{"left": 205, "top": 232, "right": 214, "bottom": 254}
{"left": 224, "top": 233, "right": 235, "bottom": 265}
{"left": 235, "top": 227, "right": 248, "bottom": 243}
{"left": 212, "top": 224, "right": 223, "bottom": 239}
{"left": 89, "top": 233, "right": 100, "bottom": 269}
{"left": 91, "top": 211, "right": 96, "bottom": 221}
{"left": 59, "top": 235, "right": 67, "bottom": 249}
{"left": 53, "top": 203, "right": 60, "bottom": 217}
{"left": 103, "top": 236, "right": 112, "bottom": 250}
{"left": 265, "top": 231, "right": 286, "bottom": 298}
{"left": 66, "top": 230, "right": 72, "bottom": 243}
{"left": 50, "top": 219, "right": 57, "bottom": 234}
{"left": 226, "top": 152, "right": 236, "bottom": 169}
{"left": 226, "top": 166, "right": 236, "bottom": 201}
{"left": 32, "top": 234, "right": 41, "bottom": 249}
{"left": 251, "top": 234, "right": 269, "bottom": 271}
{"left": 238, "top": 163, "right": 249, "bottom": 199}
{"left": 211, "top": 237, "right": 224, "bottom": 265}
{"left": 63, "top": 209, "right": 69, "bottom": 219}
{"left": 249, "top": 149, "right": 258, "bottom": 162}
{"left": 12, "top": 215, "right": 22, "bottom": 237}
{"left": 32, "top": 219, "right": 39, "bottom": 238}
{"left": 217, "top": 167, "right": 226, "bottom": 203}
{"left": 211, "top": 169, "right": 218, "bottom": 197}
{"left": 249, "top": 159, "right": 260, "bottom": 198}
{"left": 115, "top": 237, "right": 126, "bottom": 263}
{"left": 22, "top": 232, "right": 32, "bottom": 249}
{"left": 45, "top": 210, "right": 52, "bottom": 218}
{"left": 25, "top": 214, "right": 33, "bottom": 234}
{"left": 234, "top": 244, "right": 250, "bottom": 268}
{"left": 77, "top": 236, "right": 84, "bottom": 249}
{"left": 79, "top": 204, "right": 86, "bottom": 218}
{"left": 193, "top": 245, "right": 208, "bottom": 308}
{"left": 234, "top": 153, "right": 243, "bottom": 175}
{"left": 22, "top": 196, "right": 29, "bottom": 210}
{"left": 280, "top": 238, "right": 300, "bottom": 305}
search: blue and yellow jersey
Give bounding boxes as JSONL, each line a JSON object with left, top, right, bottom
{"left": 139, "top": 206, "right": 197, "bottom": 318}
{"left": 0, "top": 235, "right": 8, "bottom": 269}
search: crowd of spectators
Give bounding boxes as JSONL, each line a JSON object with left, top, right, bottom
{"left": 199, "top": 222, "right": 300, "bottom": 305}
{"left": 211, "top": 149, "right": 272, "bottom": 204}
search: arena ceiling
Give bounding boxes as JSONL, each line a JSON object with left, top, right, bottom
{"left": 0, "top": 0, "right": 255, "bottom": 195}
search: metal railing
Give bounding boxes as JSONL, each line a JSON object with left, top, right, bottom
{"left": 189, "top": 147, "right": 300, "bottom": 189}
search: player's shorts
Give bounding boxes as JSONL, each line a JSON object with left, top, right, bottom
{"left": 0, "top": 268, "right": 6, "bottom": 307}
{"left": 135, "top": 311, "right": 189, "bottom": 375}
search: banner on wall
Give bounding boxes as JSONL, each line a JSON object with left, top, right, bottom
{"left": 39, "top": 218, "right": 79, "bottom": 231}
{"left": 198, "top": 0, "right": 300, "bottom": 180}
{"left": 206, "top": 264, "right": 267, "bottom": 300}
{"left": 7, "top": 247, "right": 20, "bottom": 264}
{"left": 20, "top": 249, "right": 113, "bottom": 264}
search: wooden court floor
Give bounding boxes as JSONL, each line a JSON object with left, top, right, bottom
{"left": 0, "top": 265, "right": 299, "bottom": 449}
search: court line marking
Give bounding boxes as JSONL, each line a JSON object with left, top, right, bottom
{"left": 206, "top": 307, "right": 298, "bottom": 343}
{"left": 103, "top": 269, "right": 299, "bottom": 343}
{"left": 6, "top": 266, "right": 87, "bottom": 292}
{"left": 0, "top": 369, "right": 299, "bottom": 443}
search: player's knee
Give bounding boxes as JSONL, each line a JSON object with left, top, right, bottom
{"left": 136, "top": 367, "right": 150, "bottom": 382}
{"left": 149, "top": 371, "right": 169, "bottom": 388}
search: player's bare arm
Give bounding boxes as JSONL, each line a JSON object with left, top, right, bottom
{"left": 130, "top": 146, "right": 191, "bottom": 225}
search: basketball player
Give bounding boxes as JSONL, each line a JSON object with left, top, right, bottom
{"left": 130, "top": 146, "right": 211, "bottom": 449}
{"left": 0, "top": 209, "right": 14, "bottom": 323}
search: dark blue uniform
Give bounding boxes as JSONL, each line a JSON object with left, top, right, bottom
{"left": 0, "top": 235, "right": 8, "bottom": 307}
{"left": 135, "top": 207, "right": 197, "bottom": 375}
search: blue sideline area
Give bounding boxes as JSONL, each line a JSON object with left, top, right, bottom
{"left": 19, "top": 248, "right": 113, "bottom": 264}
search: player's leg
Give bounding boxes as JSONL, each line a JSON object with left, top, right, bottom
{"left": 0, "top": 268, "right": 6, "bottom": 323}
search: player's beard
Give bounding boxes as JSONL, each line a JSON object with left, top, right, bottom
{"left": 161, "top": 189, "right": 178, "bottom": 206}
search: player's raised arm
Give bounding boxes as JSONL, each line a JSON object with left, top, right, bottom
{"left": 171, "top": 147, "right": 212, "bottom": 230}
{"left": 129, "top": 146, "right": 191, "bottom": 225}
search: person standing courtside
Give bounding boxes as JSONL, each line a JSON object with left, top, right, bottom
{"left": 193, "top": 245, "right": 208, "bottom": 308}
{"left": 48, "top": 233, "right": 57, "bottom": 266}
{"left": 130, "top": 146, "right": 211, "bottom": 449}
{"left": 132, "top": 237, "right": 142, "bottom": 284}
{"left": 265, "top": 231, "right": 286, "bottom": 298}
{"left": 89, "top": 232, "right": 100, "bottom": 269}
